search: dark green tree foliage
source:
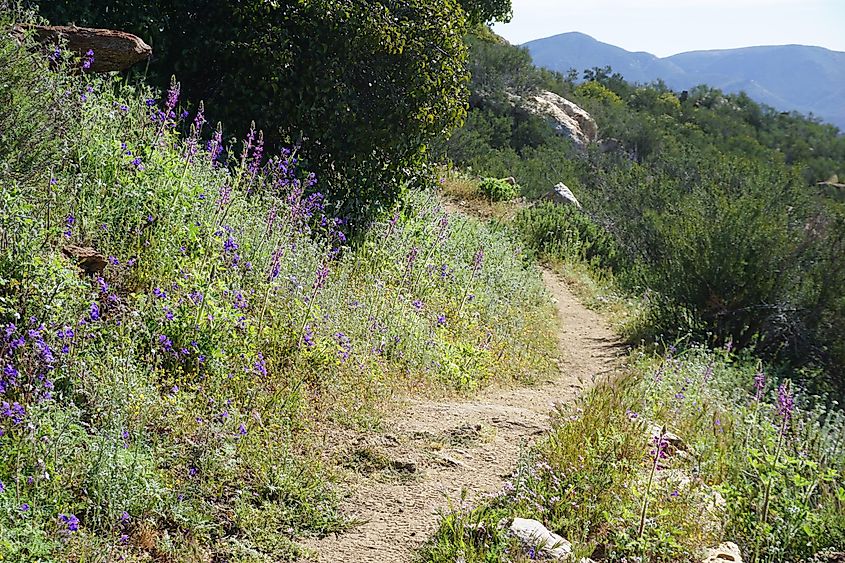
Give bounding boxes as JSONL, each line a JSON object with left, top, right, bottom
{"left": 459, "top": 0, "right": 512, "bottom": 25}
{"left": 36, "top": 0, "right": 481, "bottom": 219}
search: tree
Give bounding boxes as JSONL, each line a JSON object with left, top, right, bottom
{"left": 459, "top": 0, "right": 512, "bottom": 25}
{"left": 36, "top": 0, "right": 476, "bottom": 221}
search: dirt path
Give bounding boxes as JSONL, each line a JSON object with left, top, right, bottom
{"left": 301, "top": 268, "right": 623, "bottom": 562}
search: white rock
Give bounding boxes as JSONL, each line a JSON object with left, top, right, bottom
{"left": 543, "top": 182, "right": 582, "bottom": 209}
{"left": 701, "top": 541, "right": 744, "bottom": 563}
{"left": 508, "top": 91, "right": 598, "bottom": 149}
{"left": 509, "top": 517, "right": 572, "bottom": 560}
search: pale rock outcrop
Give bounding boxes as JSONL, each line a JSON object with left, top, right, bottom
{"left": 509, "top": 517, "right": 572, "bottom": 560}
{"left": 511, "top": 90, "right": 598, "bottom": 148}
{"left": 701, "top": 541, "right": 744, "bottom": 563}
{"left": 542, "top": 182, "right": 582, "bottom": 209}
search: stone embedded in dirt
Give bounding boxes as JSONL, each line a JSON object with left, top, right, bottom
{"left": 509, "top": 517, "right": 572, "bottom": 560}
{"left": 13, "top": 24, "right": 152, "bottom": 72}
{"left": 389, "top": 458, "right": 417, "bottom": 473}
{"left": 648, "top": 423, "right": 687, "bottom": 453}
{"left": 542, "top": 182, "right": 582, "bottom": 209}
{"left": 62, "top": 245, "right": 108, "bottom": 275}
{"left": 701, "top": 542, "right": 744, "bottom": 563}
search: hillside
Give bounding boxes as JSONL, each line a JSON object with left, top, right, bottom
{"left": 2, "top": 4, "right": 845, "bottom": 563}
{"left": 524, "top": 31, "right": 845, "bottom": 130}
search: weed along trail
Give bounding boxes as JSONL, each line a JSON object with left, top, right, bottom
{"left": 301, "top": 267, "right": 622, "bottom": 562}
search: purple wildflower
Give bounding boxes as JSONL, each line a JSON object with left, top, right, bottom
{"left": 313, "top": 263, "right": 330, "bottom": 290}
{"left": 82, "top": 49, "right": 94, "bottom": 70}
{"left": 59, "top": 513, "right": 80, "bottom": 533}
{"left": 89, "top": 302, "right": 101, "bottom": 321}
{"left": 777, "top": 382, "right": 794, "bottom": 423}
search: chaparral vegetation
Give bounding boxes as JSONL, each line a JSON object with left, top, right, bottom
{"left": 1, "top": 2, "right": 843, "bottom": 562}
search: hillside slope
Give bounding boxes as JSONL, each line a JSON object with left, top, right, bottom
{"left": 524, "top": 32, "right": 845, "bottom": 130}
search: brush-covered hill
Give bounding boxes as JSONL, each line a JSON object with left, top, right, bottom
{"left": 523, "top": 31, "right": 845, "bottom": 130}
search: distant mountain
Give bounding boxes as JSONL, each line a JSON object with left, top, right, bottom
{"left": 523, "top": 32, "right": 845, "bottom": 131}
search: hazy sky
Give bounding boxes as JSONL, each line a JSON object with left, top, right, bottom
{"left": 493, "top": 0, "right": 845, "bottom": 56}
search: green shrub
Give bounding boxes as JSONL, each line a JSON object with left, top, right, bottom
{"left": 478, "top": 177, "right": 519, "bottom": 201}
{"left": 512, "top": 202, "right": 621, "bottom": 272}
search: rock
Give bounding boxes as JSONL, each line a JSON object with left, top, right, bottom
{"left": 62, "top": 246, "right": 107, "bottom": 275}
{"left": 13, "top": 24, "right": 152, "bottom": 72}
{"left": 809, "top": 551, "right": 845, "bottom": 562}
{"left": 701, "top": 542, "right": 743, "bottom": 563}
{"left": 511, "top": 90, "right": 598, "bottom": 148}
{"left": 542, "top": 182, "right": 582, "bottom": 209}
{"left": 389, "top": 458, "right": 417, "bottom": 473}
{"left": 509, "top": 517, "right": 572, "bottom": 560}
{"left": 648, "top": 423, "right": 686, "bottom": 453}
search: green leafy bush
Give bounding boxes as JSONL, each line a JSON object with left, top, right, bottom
{"left": 512, "top": 202, "right": 621, "bottom": 272}
{"left": 478, "top": 177, "right": 519, "bottom": 201}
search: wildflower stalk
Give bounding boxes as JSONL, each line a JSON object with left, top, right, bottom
{"left": 753, "top": 380, "right": 793, "bottom": 563}
{"left": 637, "top": 425, "right": 666, "bottom": 545}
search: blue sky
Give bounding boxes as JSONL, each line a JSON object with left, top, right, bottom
{"left": 493, "top": 0, "right": 845, "bottom": 56}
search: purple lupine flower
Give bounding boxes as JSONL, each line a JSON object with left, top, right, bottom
{"left": 208, "top": 124, "right": 223, "bottom": 166}
{"left": 59, "top": 513, "right": 80, "bottom": 533}
{"left": 96, "top": 276, "right": 109, "bottom": 294}
{"left": 238, "top": 423, "right": 247, "bottom": 436}
{"left": 0, "top": 480, "right": 5, "bottom": 493}
{"left": 335, "top": 332, "right": 352, "bottom": 362}
{"left": 436, "top": 314, "right": 447, "bottom": 326}
{"left": 777, "top": 382, "right": 794, "bottom": 423}
{"left": 754, "top": 368, "right": 766, "bottom": 401}
{"left": 63, "top": 214, "right": 75, "bottom": 239}
{"left": 153, "top": 287, "right": 167, "bottom": 299}
{"left": 473, "top": 248, "right": 484, "bottom": 271}
{"left": 406, "top": 247, "right": 419, "bottom": 268}
{"left": 313, "top": 263, "right": 330, "bottom": 290}
{"left": 253, "top": 354, "right": 267, "bottom": 377}
{"left": 131, "top": 157, "right": 144, "bottom": 171}
{"left": 303, "top": 325, "right": 315, "bottom": 347}
{"left": 218, "top": 184, "right": 233, "bottom": 208}
{"left": 232, "top": 291, "right": 248, "bottom": 310}
{"left": 249, "top": 131, "right": 264, "bottom": 176}
{"left": 82, "top": 49, "right": 94, "bottom": 70}
{"left": 412, "top": 299, "right": 423, "bottom": 311}
{"left": 164, "top": 77, "right": 180, "bottom": 117}
{"left": 223, "top": 236, "right": 239, "bottom": 253}
{"left": 158, "top": 335, "right": 173, "bottom": 353}
{"left": 119, "top": 511, "right": 130, "bottom": 524}
{"left": 89, "top": 302, "right": 101, "bottom": 321}
{"left": 20, "top": 503, "right": 30, "bottom": 512}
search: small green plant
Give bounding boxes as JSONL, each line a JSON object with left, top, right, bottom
{"left": 478, "top": 177, "right": 520, "bottom": 201}
{"left": 512, "top": 202, "right": 621, "bottom": 272}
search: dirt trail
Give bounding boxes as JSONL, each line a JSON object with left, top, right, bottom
{"left": 301, "top": 268, "right": 623, "bottom": 562}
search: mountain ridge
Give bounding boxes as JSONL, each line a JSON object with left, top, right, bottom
{"left": 523, "top": 32, "right": 845, "bottom": 130}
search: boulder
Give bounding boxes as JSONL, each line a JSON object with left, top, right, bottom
{"left": 701, "top": 542, "right": 743, "bottom": 563}
{"left": 512, "top": 90, "right": 598, "bottom": 148}
{"left": 62, "top": 246, "right": 107, "bottom": 275}
{"left": 13, "top": 25, "right": 152, "bottom": 72}
{"left": 509, "top": 517, "right": 572, "bottom": 560}
{"left": 542, "top": 182, "right": 582, "bottom": 209}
